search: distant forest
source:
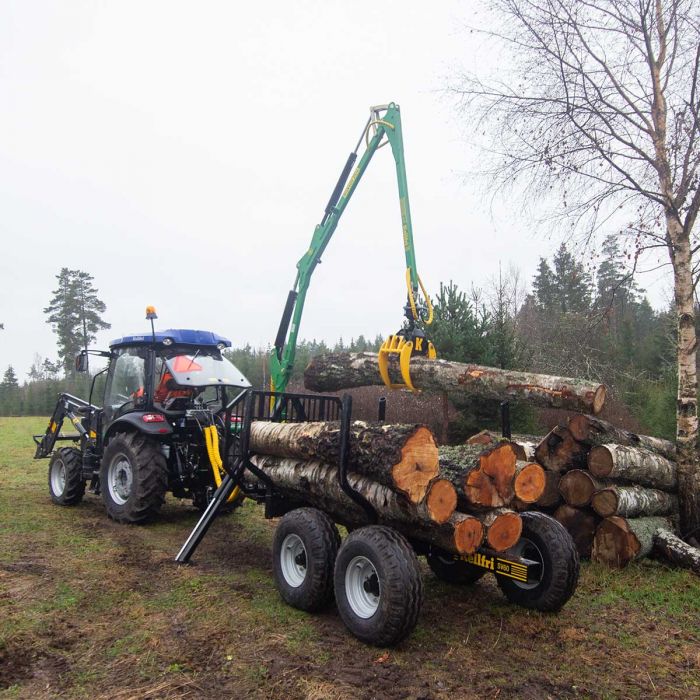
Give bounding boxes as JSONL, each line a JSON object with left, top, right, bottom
{"left": 0, "top": 238, "right": 679, "bottom": 439}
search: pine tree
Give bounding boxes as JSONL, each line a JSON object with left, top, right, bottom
{"left": 551, "top": 243, "right": 592, "bottom": 313}
{"left": 532, "top": 258, "right": 556, "bottom": 310}
{"left": 0, "top": 365, "right": 21, "bottom": 415}
{"left": 44, "top": 269, "right": 110, "bottom": 376}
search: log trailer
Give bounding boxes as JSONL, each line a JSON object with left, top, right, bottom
{"left": 175, "top": 103, "right": 580, "bottom": 646}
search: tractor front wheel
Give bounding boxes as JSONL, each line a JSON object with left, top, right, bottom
{"left": 100, "top": 433, "right": 167, "bottom": 524}
{"left": 48, "top": 447, "right": 85, "bottom": 506}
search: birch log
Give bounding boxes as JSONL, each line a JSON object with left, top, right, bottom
{"left": 592, "top": 516, "right": 672, "bottom": 567}
{"left": 568, "top": 414, "right": 676, "bottom": 461}
{"left": 246, "top": 455, "right": 484, "bottom": 554}
{"left": 591, "top": 485, "right": 679, "bottom": 519}
{"left": 249, "top": 420, "right": 439, "bottom": 503}
{"left": 304, "top": 352, "right": 607, "bottom": 414}
{"left": 587, "top": 444, "right": 678, "bottom": 491}
{"left": 653, "top": 529, "right": 700, "bottom": 575}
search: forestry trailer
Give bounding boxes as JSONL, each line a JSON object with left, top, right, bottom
{"left": 34, "top": 315, "right": 251, "bottom": 523}
{"left": 175, "top": 103, "right": 580, "bottom": 646}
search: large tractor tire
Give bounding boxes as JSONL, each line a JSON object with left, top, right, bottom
{"left": 426, "top": 549, "right": 486, "bottom": 585}
{"left": 48, "top": 447, "right": 85, "bottom": 506}
{"left": 272, "top": 508, "right": 340, "bottom": 612}
{"left": 334, "top": 526, "right": 424, "bottom": 647}
{"left": 100, "top": 433, "right": 167, "bottom": 524}
{"left": 496, "top": 511, "right": 579, "bottom": 612}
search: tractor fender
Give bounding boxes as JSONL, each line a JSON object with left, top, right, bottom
{"left": 104, "top": 412, "right": 173, "bottom": 442}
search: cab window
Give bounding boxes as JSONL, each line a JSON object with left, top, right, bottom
{"left": 105, "top": 348, "right": 146, "bottom": 409}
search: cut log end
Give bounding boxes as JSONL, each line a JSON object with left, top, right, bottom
{"left": 390, "top": 426, "right": 440, "bottom": 503}
{"left": 465, "top": 469, "right": 503, "bottom": 508}
{"left": 590, "top": 489, "right": 618, "bottom": 518}
{"left": 567, "top": 414, "right": 589, "bottom": 442}
{"left": 425, "top": 479, "right": 457, "bottom": 524}
{"left": 588, "top": 446, "right": 614, "bottom": 478}
{"left": 513, "top": 462, "right": 546, "bottom": 504}
{"left": 481, "top": 443, "right": 517, "bottom": 500}
{"left": 559, "top": 469, "right": 602, "bottom": 507}
{"left": 593, "top": 385, "right": 606, "bottom": 415}
{"left": 592, "top": 516, "right": 640, "bottom": 567}
{"left": 485, "top": 511, "right": 523, "bottom": 552}
{"left": 453, "top": 515, "right": 484, "bottom": 554}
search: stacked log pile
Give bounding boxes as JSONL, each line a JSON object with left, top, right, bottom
{"left": 465, "top": 414, "right": 690, "bottom": 568}
{"left": 243, "top": 421, "right": 549, "bottom": 557}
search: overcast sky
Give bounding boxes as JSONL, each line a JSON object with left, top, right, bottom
{"left": 0, "top": 1, "right": 671, "bottom": 379}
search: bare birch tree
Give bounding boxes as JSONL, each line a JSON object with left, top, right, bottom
{"left": 451, "top": 0, "right": 700, "bottom": 538}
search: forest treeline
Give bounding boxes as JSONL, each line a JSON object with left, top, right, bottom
{"left": 0, "top": 238, "right": 679, "bottom": 439}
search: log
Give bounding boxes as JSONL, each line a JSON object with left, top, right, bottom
{"left": 249, "top": 420, "right": 439, "bottom": 503}
{"left": 421, "top": 479, "right": 457, "bottom": 524}
{"left": 591, "top": 485, "right": 679, "bottom": 519}
{"left": 304, "top": 352, "right": 607, "bottom": 414}
{"left": 439, "top": 443, "right": 517, "bottom": 508}
{"left": 559, "top": 469, "right": 608, "bottom": 507}
{"left": 247, "top": 455, "right": 484, "bottom": 554}
{"left": 554, "top": 505, "right": 600, "bottom": 559}
{"left": 653, "top": 528, "right": 700, "bottom": 575}
{"left": 477, "top": 509, "right": 523, "bottom": 552}
{"left": 513, "top": 461, "right": 546, "bottom": 504}
{"left": 568, "top": 414, "right": 676, "bottom": 461}
{"left": 592, "top": 516, "right": 672, "bottom": 567}
{"left": 466, "top": 430, "right": 540, "bottom": 461}
{"left": 587, "top": 444, "right": 678, "bottom": 491}
{"left": 536, "top": 470, "right": 563, "bottom": 508}
{"left": 535, "top": 425, "right": 589, "bottom": 472}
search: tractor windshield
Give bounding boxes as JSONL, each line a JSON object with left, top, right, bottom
{"left": 163, "top": 350, "right": 250, "bottom": 389}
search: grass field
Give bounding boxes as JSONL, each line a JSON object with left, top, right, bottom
{"left": 1, "top": 417, "right": 699, "bottom": 699}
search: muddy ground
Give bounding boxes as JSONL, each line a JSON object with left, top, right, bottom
{"left": 1, "top": 417, "right": 699, "bottom": 699}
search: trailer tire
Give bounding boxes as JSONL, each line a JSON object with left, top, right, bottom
{"left": 100, "top": 433, "right": 167, "bottom": 524}
{"left": 48, "top": 447, "right": 85, "bottom": 506}
{"left": 272, "top": 508, "right": 340, "bottom": 612}
{"left": 496, "top": 511, "right": 579, "bottom": 612}
{"left": 334, "top": 526, "right": 423, "bottom": 647}
{"left": 426, "top": 549, "right": 485, "bottom": 585}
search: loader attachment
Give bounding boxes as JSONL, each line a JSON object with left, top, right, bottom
{"left": 378, "top": 332, "right": 436, "bottom": 392}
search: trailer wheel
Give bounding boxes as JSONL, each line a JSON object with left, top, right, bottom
{"left": 48, "top": 447, "right": 85, "bottom": 506}
{"left": 496, "top": 511, "right": 579, "bottom": 612}
{"left": 272, "top": 508, "right": 340, "bottom": 612}
{"left": 334, "top": 526, "right": 423, "bottom": 647}
{"left": 426, "top": 549, "right": 485, "bottom": 585}
{"left": 100, "top": 433, "right": 167, "bottom": 524}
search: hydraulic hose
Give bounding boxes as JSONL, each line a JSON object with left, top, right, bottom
{"left": 204, "top": 425, "right": 240, "bottom": 504}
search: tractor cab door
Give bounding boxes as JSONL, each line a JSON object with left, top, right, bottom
{"left": 102, "top": 347, "right": 150, "bottom": 429}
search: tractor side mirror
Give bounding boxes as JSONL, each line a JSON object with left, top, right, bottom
{"left": 75, "top": 351, "right": 89, "bottom": 373}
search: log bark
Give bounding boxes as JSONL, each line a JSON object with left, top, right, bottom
{"left": 592, "top": 516, "right": 672, "bottom": 567}
{"left": 587, "top": 444, "right": 678, "bottom": 491}
{"left": 304, "top": 352, "right": 607, "bottom": 414}
{"left": 249, "top": 420, "right": 439, "bottom": 503}
{"left": 591, "top": 485, "right": 679, "bottom": 519}
{"left": 535, "top": 425, "right": 589, "bottom": 472}
{"left": 653, "top": 528, "right": 700, "bottom": 575}
{"left": 558, "top": 469, "right": 608, "bottom": 507}
{"left": 513, "top": 461, "right": 546, "bottom": 504}
{"left": 247, "top": 455, "right": 482, "bottom": 553}
{"left": 554, "top": 505, "right": 600, "bottom": 559}
{"left": 568, "top": 414, "right": 676, "bottom": 461}
{"left": 476, "top": 509, "right": 523, "bottom": 552}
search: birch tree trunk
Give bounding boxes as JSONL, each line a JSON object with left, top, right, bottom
{"left": 587, "top": 444, "right": 677, "bottom": 491}
{"left": 304, "top": 352, "right": 607, "bottom": 413}
{"left": 591, "top": 486, "right": 679, "bottom": 519}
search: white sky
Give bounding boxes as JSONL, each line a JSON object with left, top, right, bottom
{"left": 0, "top": 1, "right": 672, "bottom": 379}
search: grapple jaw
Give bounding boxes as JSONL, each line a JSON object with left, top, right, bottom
{"left": 378, "top": 329, "right": 436, "bottom": 392}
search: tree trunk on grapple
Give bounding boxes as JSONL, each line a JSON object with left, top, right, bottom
{"left": 304, "top": 352, "right": 607, "bottom": 413}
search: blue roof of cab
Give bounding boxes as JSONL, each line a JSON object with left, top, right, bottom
{"left": 110, "top": 329, "right": 232, "bottom": 349}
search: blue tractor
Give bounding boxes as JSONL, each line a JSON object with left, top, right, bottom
{"left": 34, "top": 313, "right": 251, "bottom": 523}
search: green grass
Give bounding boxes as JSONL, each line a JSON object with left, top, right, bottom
{"left": 0, "top": 416, "right": 699, "bottom": 700}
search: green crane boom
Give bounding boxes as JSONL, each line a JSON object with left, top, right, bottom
{"left": 269, "top": 103, "right": 435, "bottom": 396}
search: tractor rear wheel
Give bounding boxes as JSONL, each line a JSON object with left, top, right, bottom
{"left": 48, "top": 447, "right": 85, "bottom": 506}
{"left": 100, "top": 433, "right": 167, "bottom": 524}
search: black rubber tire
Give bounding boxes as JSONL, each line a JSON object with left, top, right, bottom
{"left": 334, "top": 526, "right": 424, "bottom": 647}
{"left": 426, "top": 549, "right": 486, "bottom": 585}
{"left": 48, "top": 447, "right": 85, "bottom": 506}
{"left": 496, "top": 511, "right": 579, "bottom": 612}
{"left": 100, "top": 433, "right": 168, "bottom": 524}
{"left": 272, "top": 508, "right": 340, "bottom": 612}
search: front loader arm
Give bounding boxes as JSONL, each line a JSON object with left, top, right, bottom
{"left": 269, "top": 103, "right": 432, "bottom": 395}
